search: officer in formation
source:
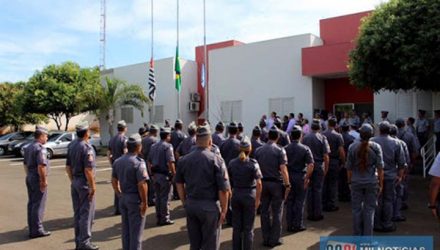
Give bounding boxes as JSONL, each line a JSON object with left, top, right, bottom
{"left": 148, "top": 127, "right": 176, "bottom": 226}
{"left": 371, "top": 121, "right": 406, "bottom": 232}
{"left": 273, "top": 118, "right": 291, "bottom": 147}
{"left": 416, "top": 109, "right": 430, "bottom": 147}
{"left": 346, "top": 124, "right": 384, "bottom": 236}
{"left": 141, "top": 124, "right": 159, "bottom": 206}
{"left": 138, "top": 127, "right": 148, "bottom": 138}
{"left": 108, "top": 120, "right": 128, "bottom": 215}
{"left": 284, "top": 125, "right": 314, "bottom": 233}
{"left": 175, "top": 125, "right": 230, "bottom": 250}
{"left": 339, "top": 122, "right": 355, "bottom": 202}
{"left": 175, "top": 122, "right": 197, "bottom": 159}
{"left": 380, "top": 111, "right": 390, "bottom": 123}
{"left": 65, "top": 121, "right": 99, "bottom": 250}
{"left": 302, "top": 120, "right": 330, "bottom": 221}
{"left": 111, "top": 134, "right": 149, "bottom": 250}
{"left": 322, "top": 118, "right": 345, "bottom": 212}
{"left": 24, "top": 126, "right": 51, "bottom": 238}
{"left": 389, "top": 124, "right": 410, "bottom": 222}
{"left": 259, "top": 119, "right": 269, "bottom": 143}
{"left": 212, "top": 121, "right": 226, "bottom": 146}
{"left": 237, "top": 122, "right": 245, "bottom": 141}
{"left": 228, "top": 137, "right": 263, "bottom": 250}
{"left": 171, "top": 119, "right": 187, "bottom": 150}
{"left": 254, "top": 127, "right": 290, "bottom": 247}
{"left": 250, "top": 126, "right": 264, "bottom": 158}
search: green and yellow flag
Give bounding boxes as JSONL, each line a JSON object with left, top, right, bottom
{"left": 175, "top": 46, "right": 181, "bottom": 92}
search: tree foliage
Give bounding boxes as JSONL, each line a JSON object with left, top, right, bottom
{"left": 97, "top": 77, "right": 149, "bottom": 137}
{"left": 349, "top": 0, "right": 440, "bottom": 92}
{"left": 0, "top": 82, "right": 47, "bottom": 130}
{"left": 22, "top": 62, "right": 101, "bottom": 131}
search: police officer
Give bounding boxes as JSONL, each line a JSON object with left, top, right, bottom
{"left": 254, "top": 127, "right": 290, "bottom": 247}
{"left": 138, "top": 127, "right": 148, "bottom": 138}
{"left": 285, "top": 125, "right": 314, "bottom": 233}
{"left": 259, "top": 119, "right": 269, "bottom": 143}
{"left": 148, "top": 127, "right": 175, "bottom": 226}
{"left": 108, "top": 120, "right": 128, "bottom": 215}
{"left": 250, "top": 126, "right": 264, "bottom": 159}
{"left": 416, "top": 109, "right": 430, "bottom": 147}
{"left": 237, "top": 122, "right": 245, "bottom": 141}
{"left": 389, "top": 124, "right": 409, "bottom": 222}
{"left": 24, "top": 126, "right": 51, "bottom": 238}
{"left": 176, "top": 122, "right": 197, "bottom": 159}
{"left": 346, "top": 124, "right": 384, "bottom": 236}
{"left": 65, "top": 121, "right": 99, "bottom": 250}
{"left": 228, "top": 137, "right": 263, "bottom": 250}
{"left": 339, "top": 122, "right": 355, "bottom": 202}
{"left": 141, "top": 124, "right": 158, "bottom": 206}
{"left": 220, "top": 122, "right": 241, "bottom": 166}
{"left": 273, "top": 118, "right": 291, "bottom": 147}
{"left": 212, "top": 121, "right": 226, "bottom": 146}
{"left": 322, "top": 118, "right": 345, "bottom": 212}
{"left": 171, "top": 119, "right": 187, "bottom": 150}
{"left": 371, "top": 121, "right": 406, "bottom": 232}
{"left": 302, "top": 119, "right": 330, "bottom": 221}
{"left": 175, "top": 126, "right": 231, "bottom": 250}
{"left": 380, "top": 111, "right": 390, "bottom": 123}
{"left": 112, "top": 134, "right": 149, "bottom": 250}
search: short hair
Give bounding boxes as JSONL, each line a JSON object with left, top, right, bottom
{"left": 268, "top": 129, "right": 279, "bottom": 141}
{"left": 379, "top": 125, "right": 390, "bottom": 135}
{"left": 252, "top": 129, "right": 261, "bottom": 137}
{"left": 117, "top": 126, "right": 125, "bottom": 132}
{"left": 188, "top": 128, "right": 196, "bottom": 136}
{"left": 77, "top": 129, "right": 87, "bottom": 138}
{"left": 328, "top": 119, "right": 337, "bottom": 127}
{"left": 290, "top": 130, "right": 301, "bottom": 140}
{"left": 160, "top": 133, "right": 169, "bottom": 140}
{"left": 34, "top": 130, "right": 44, "bottom": 139}
{"left": 127, "top": 143, "right": 141, "bottom": 153}
{"left": 228, "top": 126, "right": 238, "bottom": 135}
{"left": 175, "top": 123, "right": 183, "bottom": 130}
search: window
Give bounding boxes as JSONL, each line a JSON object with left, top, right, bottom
{"left": 153, "top": 105, "right": 164, "bottom": 123}
{"left": 269, "top": 97, "right": 294, "bottom": 116}
{"left": 121, "top": 107, "right": 134, "bottom": 124}
{"left": 221, "top": 101, "right": 242, "bottom": 123}
{"left": 59, "top": 134, "right": 73, "bottom": 142}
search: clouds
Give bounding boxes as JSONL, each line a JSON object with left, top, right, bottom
{"left": 0, "top": 0, "right": 387, "bottom": 82}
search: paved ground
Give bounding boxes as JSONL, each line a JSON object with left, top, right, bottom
{"left": 0, "top": 154, "right": 439, "bottom": 250}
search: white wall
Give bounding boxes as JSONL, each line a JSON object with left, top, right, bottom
{"left": 99, "top": 58, "right": 197, "bottom": 144}
{"left": 374, "top": 90, "right": 433, "bottom": 122}
{"left": 208, "top": 34, "right": 323, "bottom": 135}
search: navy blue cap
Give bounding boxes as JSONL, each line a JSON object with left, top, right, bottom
{"left": 228, "top": 122, "right": 238, "bottom": 129}
{"left": 149, "top": 124, "right": 159, "bottom": 132}
{"left": 175, "top": 119, "right": 183, "bottom": 125}
{"left": 292, "top": 125, "right": 302, "bottom": 133}
{"left": 160, "top": 127, "right": 171, "bottom": 134}
{"left": 75, "top": 121, "right": 89, "bottom": 132}
{"left": 35, "top": 125, "right": 49, "bottom": 134}
{"left": 117, "top": 120, "right": 127, "bottom": 128}
{"left": 196, "top": 126, "right": 211, "bottom": 137}
{"left": 240, "top": 136, "right": 251, "bottom": 149}
{"left": 238, "top": 122, "right": 244, "bottom": 128}
{"left": 127, "top": 133, "right": 142, "bottom": 145}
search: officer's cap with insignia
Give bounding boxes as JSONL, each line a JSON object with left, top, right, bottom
{"left": 196, "top": 125, "right": 211, "bottom": 138}
{"left": 35, "top": 125, "right": 49, "bottom": 134}
{"left": 75, "top": 121, "right": 89, "bottom": 132}
{"left": 228, "top": 122, "right": 238, "bottom": 129}
{"left": 381, "top": 110, "right": 389, "bottom": 115}
{"left": 127, "top": 133, "right": 142, "bottom": 146}
{"left": 117, "top": 120, "right": 127, "bottom": 129}
{"left": 149, "top": 124, "right": 159, "bottom": 133}
{"left": 292, "top": 125, "right": 302, "bottom": 133}
{"left": 160, "top": 127, "right": 172, "bottom": 135}
{"left": 240, "top": 136, "right": 251, "bottom": 149}
{"left": 175, "top": 119, "right": 183, "bottom": 125}
{"left": 215, "top": 121, "right": 225, "bottom": 130}
{"left": 187, "top": 122, "right": 197, "bottom": 132}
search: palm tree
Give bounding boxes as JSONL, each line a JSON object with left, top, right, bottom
{"left": 97, "top": 77, "right": 150, "bottom": 137}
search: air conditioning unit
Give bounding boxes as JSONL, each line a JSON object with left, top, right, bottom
{"left": 189, "top": 102, "right": 200, "bottom": 112}
{"left": 190, "top": 93, "right": 201, "bottom": 102}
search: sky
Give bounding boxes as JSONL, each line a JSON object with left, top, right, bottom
{"left": 0, "top": 0, "right": 387, "bottom": 82}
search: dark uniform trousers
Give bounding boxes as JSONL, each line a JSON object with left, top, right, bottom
{"left": 351, "top": 184, "right": 377, "bottom": 235}
{"left": 71, "top": 177, "right": 95, "bottom": 248}
{"left": 260, "top": 181, "right": 284, "bottom": 245}
{"left": 393, "top": 182, "right": 404, "bottom": 219}
{"left": 374, "top": 179, "right": 395, "bottom": 230}
{"left": 323, "top": 161, "right": 339, "bottom": 209}
{"left": 112, "top": 161, "right": 121, "bottom": 215}
{"left": 120, "top": 194, "right": 146, "bottom": 250}
{"left": 338, "top": 166, "right": 351, "bottom": 201}
{"left": 185, "top": 199, "right": 221, "bottom": 250}
{"left": 286, "top": 173, "right": 307, "bottom": 229}
{"left": 307, "top": 163, "right": 324, "bottom": 218}
{"left": 26, "top": 173, "right": 48, "bottom": 235}
{"left": 153, "top": 173, "right": 172, "bottom": 223}
{"left": 231, "top": 188, "right": 256, "bottom": 250}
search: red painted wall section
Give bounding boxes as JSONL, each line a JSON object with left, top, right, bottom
{"left": 302, "top": 11, "right": 372, "bottom": 77}
{"left": 195, "top": 40, "right": 244, "bottom": 121}
{"left": 324, "top": 78, "right": 373, "bottom": 111}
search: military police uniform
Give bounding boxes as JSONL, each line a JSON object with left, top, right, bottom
{"left": 170, "top": 119, "right": 187, "bottom": 150}
{"left": 273, "top": 119, "right": 291, "bottom": 147}
{"left": 371, "top": 122, "right": 406, "bottom": 232}
{"left": 284, "top": 126, "right": 314, "bottom": 232}
{"left": 416, "top": 110, "right": 430, "bottom": 147}
{"left": 141, "top": 125, "right": 159, "bottom": 206}
{"left": 24, "top": 126, "right": 51, "bottom": 238}
{"left": 339, "top": 124, "right": 355, "bottom": 202}
{"left": 254, "top": 128, "right": 288, "bottom": 247}
{"left": 66, "top": 122, "right": 98, "bottom": 249}
{"left": 302, "top": 121, "right": 330, "bottom": 221}
{"left": 112, "top": 134, "right": 149, "bottom": 250}
{"left": 212, "top": 122, "right": 226, "bottom": 147}
{"left": 220, "top": 123, "right": 241, "bottom": 166}
{"left": 322, "top": 124, "right": 344, "bottom": 211}
{"left": 175, "top": 126, "right": 230, "bottom": 250}
{"left": 346, "top": 124, "right": 384, "bottom": 235}
{"left": 250, "top": 126, "right": 264, "bottom": 159}
{"left": 228, "top": 138, "right": 262, "bottom": 250}
{"left": 148, "top": 128, "right": 175, "bottom": 225}
{"left": 108, "top": 120, "right": 128, "bottom": 215}
{"left": 176, "top": 123, "right": 197, "bottom": 157}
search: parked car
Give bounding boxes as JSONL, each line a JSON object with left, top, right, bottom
{"left": 20, "top": 132, "right": 64, "bottom": 157}
{"left": 0, "top": 131, "right": 33, "bottom": 156}
{"left": 9, "top": 133, "right": 35, "bottom": 156}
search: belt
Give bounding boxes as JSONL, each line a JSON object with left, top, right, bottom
{"left": 152, "top": 168, "right": 169, "bottom": 175}
{"left": 262, "top": 177, "right": 282, "bottom": 183}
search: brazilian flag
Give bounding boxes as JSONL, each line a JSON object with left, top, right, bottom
{"left": 175, "top": 46, "right": 181, "bottom": 92}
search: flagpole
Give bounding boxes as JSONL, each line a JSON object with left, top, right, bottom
{"left": 149, "top": 0, "right": 154, "bottom": 123}
{"left": 203, "top": 0, "right": 209, "bottom": 122}
{"left": 176, "top": 0, "right": 181, "bottom": 120}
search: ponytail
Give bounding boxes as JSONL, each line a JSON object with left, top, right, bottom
{"left": 357, "top": 141, "right": 369, "bottom": 173}
{"left": 239, "top": 151, "right": 247, "bottom": 161}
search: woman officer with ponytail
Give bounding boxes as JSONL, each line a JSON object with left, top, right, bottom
{"left": 228, "top": 137, "right": 263, "bottom": 250}
{"left": 346, "top": 124, "right": 384, "bottom": 236}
